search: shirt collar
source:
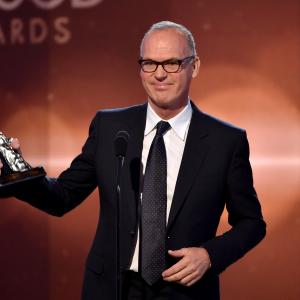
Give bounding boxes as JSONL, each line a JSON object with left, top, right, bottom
{"left": 144, "top": 100, "right": 192, "bottom": 141}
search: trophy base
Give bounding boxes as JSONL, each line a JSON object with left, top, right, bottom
{"left": 0, "top": 167, "right": 46, "bottom": 195}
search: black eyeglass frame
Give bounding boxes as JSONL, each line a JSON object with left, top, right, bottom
{"left": 138, "top": 55, "right": 195, "bottom": 73}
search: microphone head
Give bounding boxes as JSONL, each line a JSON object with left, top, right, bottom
{"left": 114, "top": 131, "right": 130, "bottom": 157}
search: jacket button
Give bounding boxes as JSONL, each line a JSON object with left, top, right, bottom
{"left": 130, "top": 230, "right": 135, "bottom": 236}
{"left": 167, "top": 236, "right": 171, "bottom": 239}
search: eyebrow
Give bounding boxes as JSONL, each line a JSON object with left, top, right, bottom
{"left": 140, "top": 57, "right": 182, "bottom": 62}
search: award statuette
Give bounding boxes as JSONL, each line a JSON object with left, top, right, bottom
{"left": 0, "top": 132, "right": 46, "bottom": 194}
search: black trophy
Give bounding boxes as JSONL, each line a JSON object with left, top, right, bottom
{"left": 0, "top": 131, "right": 46, "bottom": 195}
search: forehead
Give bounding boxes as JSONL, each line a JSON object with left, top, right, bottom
{"left": 141, "top": 29, "right": 190, "bottom": 60}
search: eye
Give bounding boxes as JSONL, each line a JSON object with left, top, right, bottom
{"left": 165, "top": 60, "right": 180, "bottom": 66}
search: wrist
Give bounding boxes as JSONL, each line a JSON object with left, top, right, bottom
{"left": 200, "top": 247, "right": 211, "bottom": 269}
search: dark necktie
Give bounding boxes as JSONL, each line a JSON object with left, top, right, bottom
{"left": 141, "top": 121, "right": 171, "bottom": 285}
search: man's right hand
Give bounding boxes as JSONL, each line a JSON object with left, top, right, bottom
{"left": 0, "top": 138, "right": 21, "bottom": 176}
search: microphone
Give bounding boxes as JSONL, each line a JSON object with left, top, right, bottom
{"left": 114, "top": 131, "right": 129, "bottom": 157}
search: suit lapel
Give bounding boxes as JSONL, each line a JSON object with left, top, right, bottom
{"left": 167, "top": 105, "right": 209, "bottom": 231}
{"left": 121, "top": 103, "right": 147, "bottom": 226}
{"left": 125, "top": 103, "right": 147, "bottom": 190}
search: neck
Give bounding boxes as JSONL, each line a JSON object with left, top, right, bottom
{"left": 148, "top": 99, "right": 189, "bottom": 120}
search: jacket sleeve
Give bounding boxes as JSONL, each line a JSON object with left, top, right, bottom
{"left": 12, "top": 113, "right": 100, "bottom": 217}
{"left": 201, "top": 131, "right": 266, "bottom": 274}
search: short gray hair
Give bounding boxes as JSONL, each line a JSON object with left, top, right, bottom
{"left": 140, "top": 21, "right": 197, "bottom": 56}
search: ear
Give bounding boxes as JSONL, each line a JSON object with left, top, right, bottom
{"left": 192, "top": 56, "right": 200, "bottom": 78}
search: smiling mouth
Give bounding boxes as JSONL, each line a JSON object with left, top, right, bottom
{"left": 153, "top": 84, "right": 171, "bottom": 90}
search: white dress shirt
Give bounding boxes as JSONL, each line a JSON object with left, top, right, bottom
{"left": 129, "top": 100, "right": 193, "bottom": 272}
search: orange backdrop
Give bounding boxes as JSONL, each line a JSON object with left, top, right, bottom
{"left": 0, "top": 1, "right": 299, "bottom": 299}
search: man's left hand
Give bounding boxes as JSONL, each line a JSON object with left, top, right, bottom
{"left": 162, "top": 247, "right": 211, "bottom": 287}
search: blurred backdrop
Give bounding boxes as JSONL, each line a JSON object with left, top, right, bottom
{"left": 0, "top": 0, "right": 299, "bottom": 299}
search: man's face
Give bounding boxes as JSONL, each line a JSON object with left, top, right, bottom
{"left": 140, "top": 29, "right": 200, "bottom": 117}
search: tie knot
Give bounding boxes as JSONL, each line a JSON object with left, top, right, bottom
{"left": 156, "top": 121, "right": 170, "bottom": 137}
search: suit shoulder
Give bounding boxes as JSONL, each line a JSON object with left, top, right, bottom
{"left": 95, "top": 103, "right": 146, "bottom": 118}
{"left": 198, "top": 110, "right": 246, "bottom": 137}
{"left": 90, "top": 103, "right": 147, "bottom": 131}
{"left": 194, "top": 110, "right": 249, "bottom": 151}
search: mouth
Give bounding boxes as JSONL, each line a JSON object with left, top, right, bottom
{"left": 152, "top": 83, "right": 172, "bottom": 91}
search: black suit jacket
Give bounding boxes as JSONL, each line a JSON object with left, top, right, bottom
{"left": 15, "top": 102, "right": 266, "bottom": 300}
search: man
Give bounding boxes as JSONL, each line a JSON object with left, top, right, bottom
{"left": 0, "top": 21, "right": 266, "bottom": 300}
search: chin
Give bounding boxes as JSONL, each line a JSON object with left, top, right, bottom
{"left": 150, "top": 98, "right": 178, "bottom": 110}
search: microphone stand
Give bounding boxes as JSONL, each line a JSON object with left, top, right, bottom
{"left": 116, "top": 154, "right": 124, "bottom": 300}
{"left": 114, "top": 130, "right": 129, "bottom": 300}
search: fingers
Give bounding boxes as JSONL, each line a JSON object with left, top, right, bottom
{"left": 163, "top": 264, "right": 195, "bottom": 284}
{"left": 176, "top": 270, "right": 201, "bottom": 287}
{"left": 162, "top": 254, "right": 200, "bottom": 284}
{"left": 168, "top": 249, "right": 186, "bottom": 257}
{"left": 162, "top": 255, "right": 186, "bottom": 278}
{"left": 162, "top": 249, "right": 188, "bottom": 278}
{"left": 10, "top": 138, "right": 21, "bottom": 153}
{"left": 182, "top": 274, "right": 201, "bottom": 287}
{"left": 162, "top": 247, "right": 211, "bottom": 287}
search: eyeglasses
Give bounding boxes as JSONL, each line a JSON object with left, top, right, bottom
{"left": 139, "top": 55, "right": 195, "bottom": 73}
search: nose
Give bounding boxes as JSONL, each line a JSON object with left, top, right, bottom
{"left": 154, "top": 64, "right": 168, "bottom": 81}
